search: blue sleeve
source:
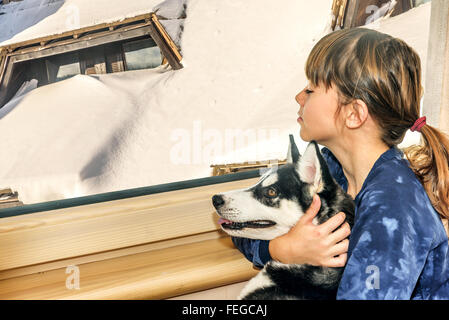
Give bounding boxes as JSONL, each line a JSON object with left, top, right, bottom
{"left": 232, "top": 146, "right": 344, "bottom": 268}
{"left": 231, "top": 237, "right": 271, "bottom": 268}
{"left": 336, "top": 183, "right": 434, "bottom": 300}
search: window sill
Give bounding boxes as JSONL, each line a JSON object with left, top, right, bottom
{"left": 0, "top": 237, "right": 258, "bottom": 299}
{"left": 0, "top": 174, "right": 261, "bottom": 299}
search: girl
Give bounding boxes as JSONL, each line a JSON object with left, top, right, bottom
{"left": 232, "top": 27, "right": 449, "bottom": 299}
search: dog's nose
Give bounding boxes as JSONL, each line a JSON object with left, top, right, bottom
{"left": 212, "top": 194, "right": 225, "bottom": 209}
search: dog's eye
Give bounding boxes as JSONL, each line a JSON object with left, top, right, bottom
{"left": 265, "top": 187, "right": 278, "bottom": 198}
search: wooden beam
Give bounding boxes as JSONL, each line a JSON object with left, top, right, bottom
{"left": 337, "top": 0, "right": 349, "bottom": 29}
{"left": 19, "top": 22, "right": 150, "bottom": 55}
{"left": 0, "top": 52, "right": 7, "bottom": 85}
{"left": 0, "top": 13, "right": 154, "bottom": 53}
{"left": 0, "top": 56, "right": 14, "bottom": 108}
{"left": 343, "top": 0, "right": 361, "bottom": 28}
{"left": 332, "top": 0, "right": 349, "bottom": 30}
{"left": 148, "top": 14, "right": 183, "bottom": 70}
{"left": 150, "top": 13, "right": 182, "bottom": 63}
{"left": 422, "top": 0, "right": 449, "bottom": 133}
{"left": 0, "top": 189, "right": 13, "bottom": 195}
{"left": 10, "top": 26, "right": 153, "bottom": 63}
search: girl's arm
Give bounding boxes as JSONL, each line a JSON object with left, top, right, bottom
{"left": 231, "top": 237, "right": 270, "bottom": 268}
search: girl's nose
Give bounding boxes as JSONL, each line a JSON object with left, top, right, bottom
{"left": 295, "top": 88, "right": 307, "bottom": 107}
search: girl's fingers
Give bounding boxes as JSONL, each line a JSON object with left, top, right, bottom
{"left": 299, "top": 194, "right": 321, "bottom": 225}
{"left": 328, "top": 238, "right": 350, "bottom": 257}
{"left": 328, "top": 222, "right": 351, "bottom": 245}
{"left": 318, "top": 211, "right": 346, "bottom": 235}
{"left": 324, "top": 253, "right": 348, "bottom": 268}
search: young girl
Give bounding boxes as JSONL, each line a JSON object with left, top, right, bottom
{"left": 232, "top": 27, "right": 449, "bottom": 299}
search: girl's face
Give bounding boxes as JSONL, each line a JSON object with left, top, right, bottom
{"left": 295, "top": 82, "right": 342, "bottom": 145}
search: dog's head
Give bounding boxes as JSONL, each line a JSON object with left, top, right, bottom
{"left": 212, "top": 135, "right": 353, "bottom": 240}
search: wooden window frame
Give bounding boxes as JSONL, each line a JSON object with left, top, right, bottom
{"left": 0, "top": 170, "right": 262, "bottom": 299}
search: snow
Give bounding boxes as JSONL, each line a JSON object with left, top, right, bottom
{"left": 0, "top": 0, "right": 432, "bottom": 204}
{"left": 0, "top": 79, "right": 38, "bottom": 120}
{"left": 153, "top": 0, "right": 187, "bottom": 19}
{"left": 0, "top": 0, "right": 162, "bottom": 47}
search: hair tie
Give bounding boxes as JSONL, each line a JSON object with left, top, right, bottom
{"left": 410, "top": 116, "right": 426, "bottom": 132}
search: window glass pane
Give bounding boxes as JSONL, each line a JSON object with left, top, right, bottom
{"left": 46, "top": 52, "right": 81, "bottom": 83}
{"left": 123, "top": 39, "right": 162, "bottom": 70}
{"left": 414, "top": 0, "right": 431, "bottom": 5}
{"left": 56, "top": 61, "right": 81, "bottom": 81}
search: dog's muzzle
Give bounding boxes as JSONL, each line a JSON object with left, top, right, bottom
{"left": 212, "top": 194, "right": 276, "bottom": 230}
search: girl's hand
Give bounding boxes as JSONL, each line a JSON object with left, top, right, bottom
{"left": 268, "top": 194, "right": 351, "bottom": 267}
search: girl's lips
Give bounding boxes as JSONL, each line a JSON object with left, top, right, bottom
{"left": 297, "top": 116, "right": 303, "bottom": 122}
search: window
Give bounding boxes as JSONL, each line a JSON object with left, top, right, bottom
{"left": 123, "top": 38, "right": 162, "bottom": 71}
{"left": 1, "top": 36, "right": 166, "bottom": 108}
{"left": 45, "top": 52, "right": 81, "bottom": 83}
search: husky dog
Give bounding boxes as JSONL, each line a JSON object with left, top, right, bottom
{"left": 212, "top": 135, "right": 355, "bottom": 300}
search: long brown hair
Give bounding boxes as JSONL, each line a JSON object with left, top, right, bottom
{"left": 305, "top": 27, "right": 449, "bottom": 227}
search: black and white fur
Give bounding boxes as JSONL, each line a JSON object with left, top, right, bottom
{"left": 212, "top": 135, "right": 355, "bottom": 300}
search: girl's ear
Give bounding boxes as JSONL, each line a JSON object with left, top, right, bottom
{"left": 345, "top": 99, "right": 369, "bottom": 129}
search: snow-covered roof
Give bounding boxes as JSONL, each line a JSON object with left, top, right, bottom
{"left": 0, "top": 0, "right": 432, "bottom": 204}
{"left": 0, "top": 0, "right": 163, "bottom": 47}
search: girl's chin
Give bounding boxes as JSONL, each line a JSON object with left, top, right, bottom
{"left": 299, "top": 128, "right": 307, "bottom": 141}
{"left": 299, "top": 128, "right": 315, "bottom": 143}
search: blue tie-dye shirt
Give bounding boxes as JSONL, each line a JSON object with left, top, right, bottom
{"left": 232, "top": 145, "right": 449, "bottom": 299}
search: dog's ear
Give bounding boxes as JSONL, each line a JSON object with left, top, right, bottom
{"left": 286, "top": 134, "right": 300, "bottom": 164}
{"left": 296, "top": 141, "right": 323, "bottom": 193}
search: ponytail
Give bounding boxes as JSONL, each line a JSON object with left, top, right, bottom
{"left": 403, "top": 124, "right": 449, "bottom": 234}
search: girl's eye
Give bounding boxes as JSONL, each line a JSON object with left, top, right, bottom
{"left": 265, "top": 187, "right": 278, "bottom": 198}
{"left": 305, "top": 89, "right": 313, "bottom": 94}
